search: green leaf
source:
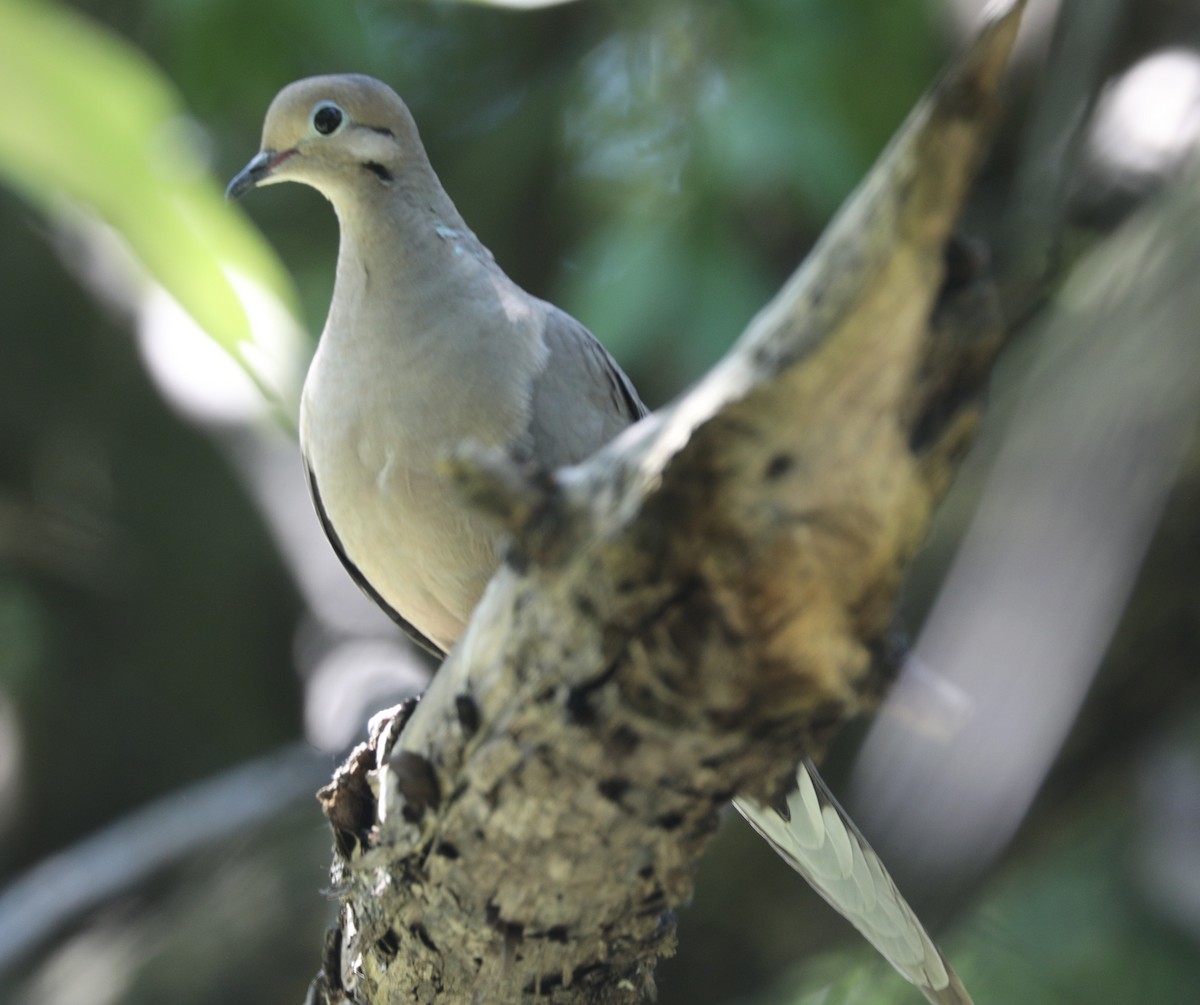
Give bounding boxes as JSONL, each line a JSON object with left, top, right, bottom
{"left": 0, "top": 0, "right": 303, "bottom": 411}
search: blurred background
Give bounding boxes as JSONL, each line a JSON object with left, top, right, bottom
{"left": 1, "top": 0, "right": 1199, "bottom": 1002}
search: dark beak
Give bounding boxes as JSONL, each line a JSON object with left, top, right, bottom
{"left": 226, "top": 150, "right": 285, "bottom": 200}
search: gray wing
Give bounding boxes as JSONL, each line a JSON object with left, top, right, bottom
{"left": 735, "top": 760, "right": 973, "bottom": 1005}
{"left": 525, "top": 306, "right": 647, "bottom": 470}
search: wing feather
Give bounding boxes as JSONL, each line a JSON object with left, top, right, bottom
{"left": 524, "top": 307, "right": 647, "bottom": 470}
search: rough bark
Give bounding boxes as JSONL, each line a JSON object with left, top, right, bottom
{"left": 309, "top": 4, "right": 1026, "bottom": 1003}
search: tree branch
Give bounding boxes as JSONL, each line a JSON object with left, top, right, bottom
{"left": 310, "top": 3, "right": 1026, "bottom": 1003}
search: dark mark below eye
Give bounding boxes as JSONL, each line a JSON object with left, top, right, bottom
{"left": 363, "top": 161, "right": 393, "bottom": 182}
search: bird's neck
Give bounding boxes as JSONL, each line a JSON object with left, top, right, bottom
{"left": 324, "top": 172, "right": 494, "bottom": 356}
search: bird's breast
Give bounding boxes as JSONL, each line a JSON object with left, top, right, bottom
{"left": 299, "top": 335, "right": 519, "bottom": 651}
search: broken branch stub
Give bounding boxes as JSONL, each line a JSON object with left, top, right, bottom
{"left": 316, "top": 3, "right": 1025, "bottom": 1003}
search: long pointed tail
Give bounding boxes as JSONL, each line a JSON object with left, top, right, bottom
{"left": 735, "top": 759, "right": 972, "bottom": 1005}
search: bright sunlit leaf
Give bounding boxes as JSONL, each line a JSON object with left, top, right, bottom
{"left": 0, "top": 0, "right": 303, "bottom": 412}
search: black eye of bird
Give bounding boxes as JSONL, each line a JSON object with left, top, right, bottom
{"left": 312, "top": 102, "right": 345, "bottom": 136}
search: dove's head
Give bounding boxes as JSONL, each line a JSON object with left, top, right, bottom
{"left": 227, "top": 74, "right": 429, "bottom": 203}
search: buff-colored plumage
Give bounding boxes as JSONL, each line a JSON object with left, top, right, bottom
{"left": 231, "top": 75, "right": 642, "bottom": 652}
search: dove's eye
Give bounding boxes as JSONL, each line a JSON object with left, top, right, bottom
{"left": 311, "top": 102, "right": 345, "bottom": 136}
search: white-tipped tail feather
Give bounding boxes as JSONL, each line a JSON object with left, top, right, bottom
{"left": 735, "top": 760, "right": 972, "bottom": 1005}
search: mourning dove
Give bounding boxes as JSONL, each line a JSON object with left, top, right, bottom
{"left": 228, "top": 74, "right": 972, "bottom": 1005}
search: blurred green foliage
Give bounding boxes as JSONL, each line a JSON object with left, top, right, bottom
{"left": 1, "top": 1, "right": 1198, "bottom": 1004}
{"left": 0, "top": 189, "right": 303, "bottom": 873}
{"left": 0, "top": 0, "right": 301, "bottom": 403}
